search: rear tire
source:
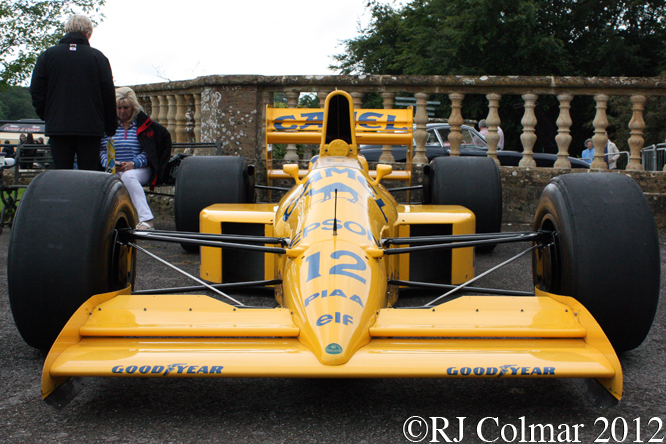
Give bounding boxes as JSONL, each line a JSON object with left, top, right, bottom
{"left": 175, "top": 156, "right": 254, "bottom": 252}
{"left": 8, "top": 171, "right": 136, "bottom": 350}
{"left": 426, "top": 157, "right": 503, "bottom": 252}
{"left": 533, "top": 173, "right": 660, "bottom": 353}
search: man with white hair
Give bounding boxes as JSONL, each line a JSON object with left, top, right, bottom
{"left": 30, "top": 14, "right": 116, "bottom": 170}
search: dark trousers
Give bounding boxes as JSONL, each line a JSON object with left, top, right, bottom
{"left": 49, "top": 135, "right": 103, "bottom": 171}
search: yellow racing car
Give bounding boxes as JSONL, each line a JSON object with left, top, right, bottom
{"left": 7, "top": 91, "right": 660, "bottom": 408}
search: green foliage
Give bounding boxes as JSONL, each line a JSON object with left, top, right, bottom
{"left": 332, "top": 0, "right": 666, "bottom": 153}
{"left": 0, "top": 86, "right": 38, "bottom": 120}
{"left": 0, "top": 0, "right": 106, "bottom": 89}
{"left": 333, "top": 0, "right": 666, "bottom": 77}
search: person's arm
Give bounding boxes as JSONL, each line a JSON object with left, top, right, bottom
{"left": 132, "top": 152, "right": 149, "bottom": 168}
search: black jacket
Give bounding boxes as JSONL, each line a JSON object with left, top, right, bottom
{"left": 30, "top": 32, "right": 117, "bottom": 138}
{"left": 135, "top": 112, "right": 172, "bottom": 188}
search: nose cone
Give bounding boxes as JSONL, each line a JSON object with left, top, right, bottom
{"left": 284, "top": 240, "right": 386, "bottom": 366}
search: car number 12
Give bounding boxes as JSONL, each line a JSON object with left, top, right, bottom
{"left": 305, "top": 251, "right": 367, "bottom": 284}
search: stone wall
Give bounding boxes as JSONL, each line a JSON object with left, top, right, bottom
{"left": 499, "top": 167, "right": 666, "bottom": 229}
{"left": 199, "top": 85, "right": 261, "bottom": 157}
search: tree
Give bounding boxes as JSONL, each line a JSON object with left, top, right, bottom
{"left": 0, "top": 86, "right": 38, "bottom": 120}
{"left": 332, "top": 0, "right": 666, "bottom": 153}
{"left": 0, "top": 0, "right": 106, "bottom": 89}
{"left": 333, "top": 0, "right": 666, "bottom": 77}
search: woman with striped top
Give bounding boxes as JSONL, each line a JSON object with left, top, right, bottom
{"left": 101, "top": 88, "right": 155, "bottom": 230}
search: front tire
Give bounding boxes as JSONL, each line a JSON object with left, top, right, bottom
{"left": 533, "top": 173, "right": 660, "bottom": 353}
{"left": 8, "top": 171, "right": 136, "bottom": 350}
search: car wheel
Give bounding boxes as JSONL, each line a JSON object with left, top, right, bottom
{"left": 533, "top": 173, "right": 660, "bottom": 353}
{"left": 8, "top": 171, "right": 136, "bottom": 350}
{"left": 175, "top": 156, "right": 254, "bottom": 252}
{"left": 426, "top": 157, "right": 503, "bottom": 253}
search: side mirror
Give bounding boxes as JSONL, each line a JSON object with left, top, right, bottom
{"left": 283, "top": 163, "right": 301, "bottom": 183}
{"left": 373, "top": 164, "right": 393, "bottom": 185}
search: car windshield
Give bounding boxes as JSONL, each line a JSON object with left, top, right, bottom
{"left": 426, "top": 130, "right": 440, "bottom": 145}
{"left": 433, "top": 127, "right": 488, "bottom": 149}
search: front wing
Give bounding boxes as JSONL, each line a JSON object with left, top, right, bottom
{"left": 43, "top": 286, "right": 622, "bottom": 403}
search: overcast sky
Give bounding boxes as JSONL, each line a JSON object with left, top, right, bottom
{"left": 91, "top": 0, "right": 403, "bottom": 86}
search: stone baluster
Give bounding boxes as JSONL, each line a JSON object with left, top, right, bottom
{"left": 519, "top": 94, "right": 538, "bottom": 168}
{"left": 351, "top": 91, "right": 364, "bottom": 111}
{"left": 193, "top": 93, "right": 202, "bottom": 143}
{"left": 591, "top": 94, "right": 609, "bottom": 170}
{"left": 627, "top": 94, "right": 647, "bottom": 171}
{"left": 166, "top": 95, "right": 178, "bottom": 144}
{"left": 380, "top": 92, "right": 396, "bottom": 163}
{"left": 412, "top": 93, "right": 430, "bottom": 165}
{"left": 158, "top": 95, "right": 168, "bottom": 124}
{"left": 149, "top": 95, "right": 160, "bottom": 121}
{"left": 317, "top": 90, "right": 328, "bottom": 108}
{"left": 447, "top": 93, "right": 464, "bottom": 158}
{"left": 157, "top": 95, "right": 168, "bottom": 131}
{"left": 554, "top": 94, "right": 573, "bottom": 169}
{"left": 175, "top": 94, "right": 189, "bottom": 143}
{"left": 283, "top": 90, "right": 300, "bottom": 161}
{"left": 485, "top": 93, "right": 501, "bottom": 165}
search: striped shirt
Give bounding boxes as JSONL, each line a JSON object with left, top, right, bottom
{"left": 100, "top": 121, "right": 148, "bottom": 169}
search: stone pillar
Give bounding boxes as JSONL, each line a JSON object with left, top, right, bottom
{"left": 193, "top": 93, "right": 202, "bottom": 143}
{"left": 591, "top": 94, "right": 609, "bottom": 170}
{"left": 519, "top": 94, "right": 538, "bottom": 168}
{"left": 554, "top": 94, "right": 573, "bottom": 169}
{"left": 166, "top": 95, "right": 178, "bottom": 143}
{"left": 149, "top": 95, "right": 160, "bottom": 121}
{"left": 447, "top": 93, "right": 464, "bottom": 158}
{"left": 380, "top": 92, "right": 396, "bottom": 163}
{"left": 157, "top": 95, "right": 169, "bottom": 131}
{"left": 283, "top": 90, "right": 300, "bottom": 161}
{"left": 485, "top": 93, "right": 501, "bottom": 166}
{"left": 627, "top": 94, "right": 646, "bottom": 171}
{"left": 175, "top": 94, "right": 189, "bottom": 143}
{"left": 413, "top": 93, "right": 430, "bottom": 165}
{"left": 317, "top": 90, "right": 328, "bottom": 108}
{"left": 351, "top": 91, "right": 364, "bottom": 111}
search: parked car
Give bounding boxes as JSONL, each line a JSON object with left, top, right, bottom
{"left": 360, "top": 123, "right": 590, "bottom": 168}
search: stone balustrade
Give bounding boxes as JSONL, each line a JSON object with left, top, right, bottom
{"left": 131, "top": 75, "right": 666, "bottom": 172}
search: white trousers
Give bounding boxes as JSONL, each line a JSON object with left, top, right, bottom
{"left": 117, "top": 167, "right": 154, "bottom": 223}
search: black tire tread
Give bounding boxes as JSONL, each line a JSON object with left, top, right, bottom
{"left": 8, "top": 171, "right": 136, "bottom": 350}
{"left": 533, "top": 173, "right": 660, "bottom": 352}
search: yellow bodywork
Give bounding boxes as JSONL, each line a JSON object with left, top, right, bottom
{"left": 42, "top": 91, "right": 622, "bottom": 403}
